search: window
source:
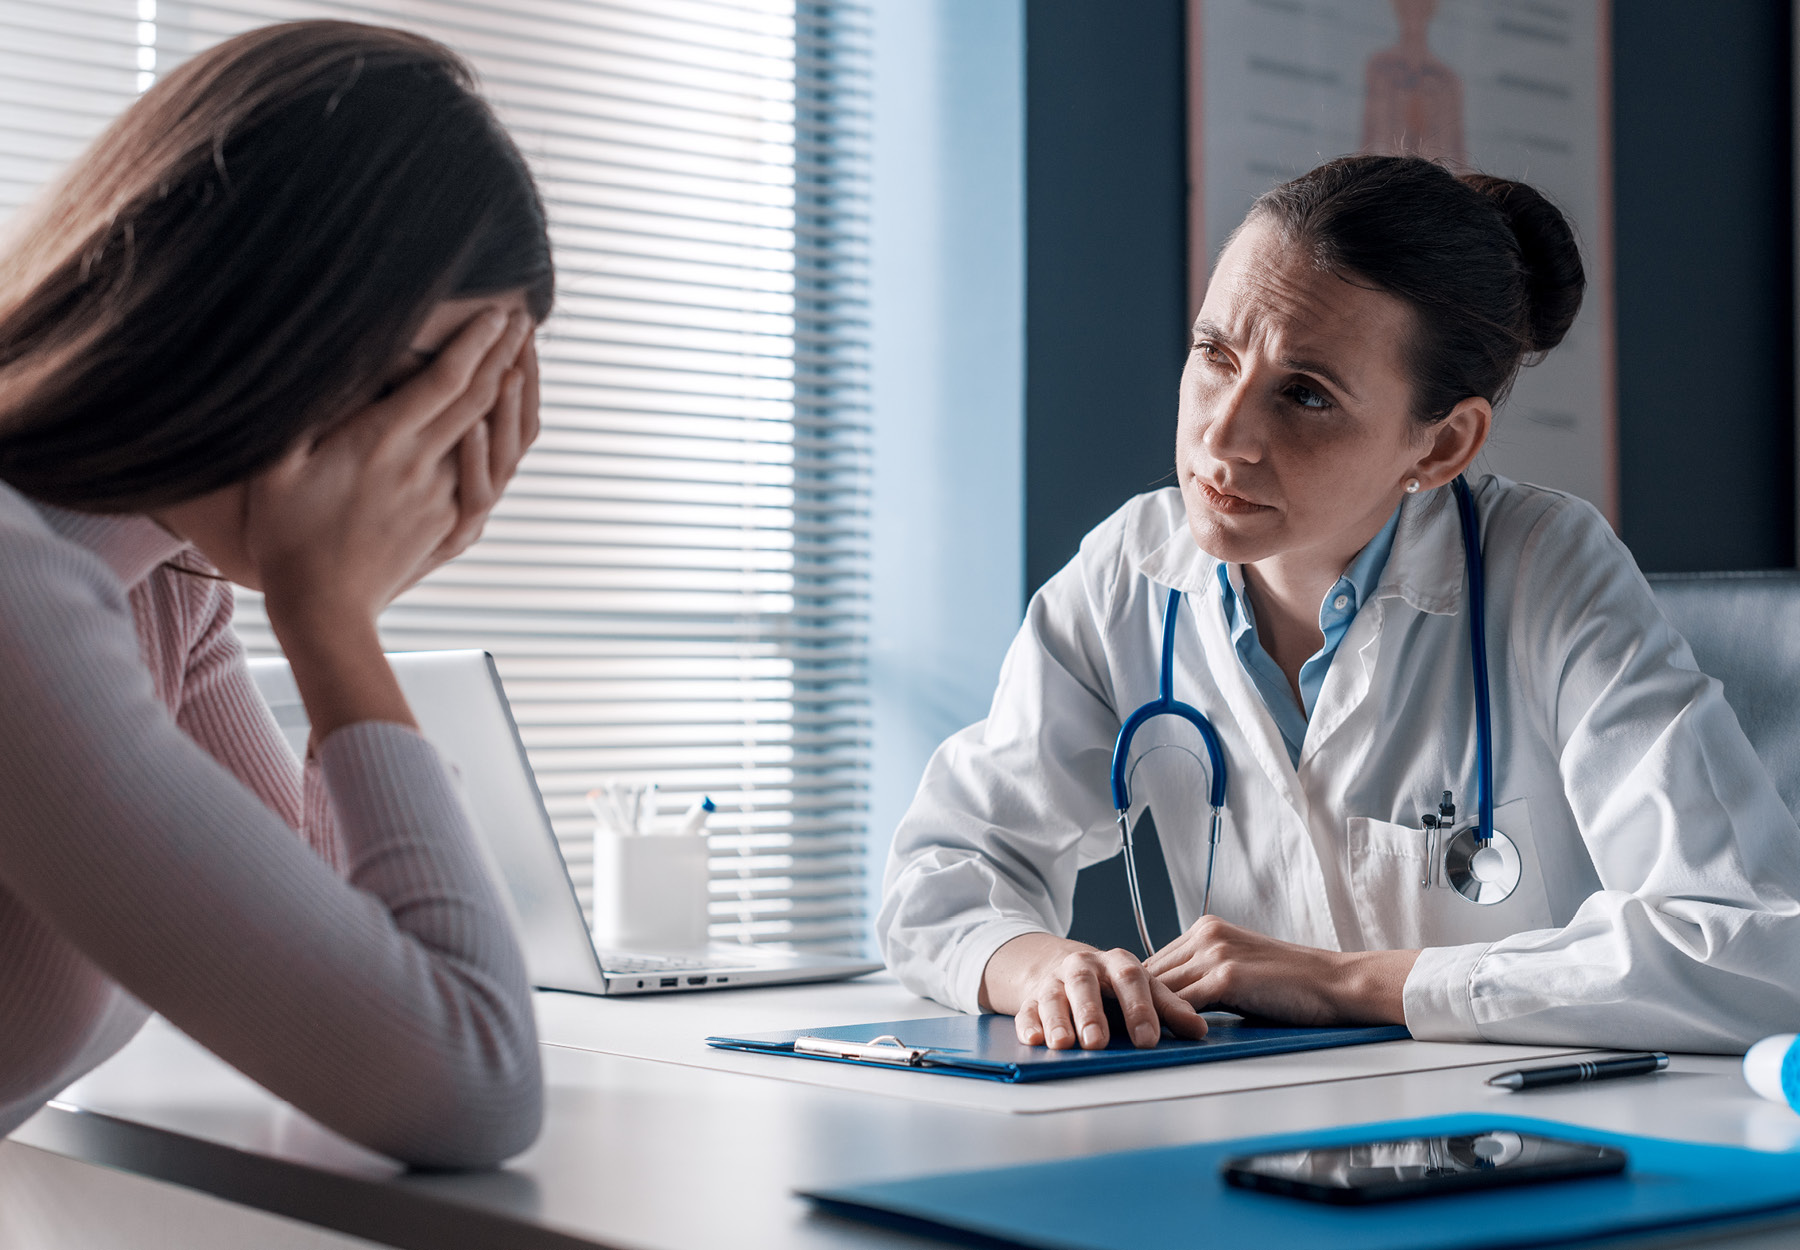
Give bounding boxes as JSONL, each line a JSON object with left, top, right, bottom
{"left": 0, "top": 0, "right": 872, "bottom": 951}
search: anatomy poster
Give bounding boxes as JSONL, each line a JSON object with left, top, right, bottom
{"left": 1190, "top": 0, "right": 1615, "bottom": 519}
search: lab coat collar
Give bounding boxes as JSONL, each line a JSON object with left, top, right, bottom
{"left": 1134, "top": 513, "right": 1219, "bottom": 596}
{"left": 1374, "top": 483, "right": 1465, "bottom": 617}
{"left": 33, "top": 502, "right": 192, "bottom": 591}
{"left": 1131, "top": 480, "right": 1467, "bottom": 616}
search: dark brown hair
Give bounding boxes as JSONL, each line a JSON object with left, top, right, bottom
{"left": 0, "top": 20, "right": 554, "bottom": 512}
{"left": 1248, "top": 154, "right": 1584, "bottom": 422}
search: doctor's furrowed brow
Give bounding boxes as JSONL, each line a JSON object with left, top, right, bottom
{"left": 1191, "top": 319, "right": 1234, "bottom": 347}
{"left": 1278, "top": 354, "right": 1360, "bottom": 403}
{"left": 1192, "top": 318, "right": 1358, "bottom": 402}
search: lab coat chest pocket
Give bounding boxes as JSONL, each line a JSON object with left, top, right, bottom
{"left": 1345, "top": 799, "right": 1551, "bottom": 950}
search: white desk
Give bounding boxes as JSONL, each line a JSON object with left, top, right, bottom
{"left": 9, "top": 977, "right": 1800, "bottom": 1250}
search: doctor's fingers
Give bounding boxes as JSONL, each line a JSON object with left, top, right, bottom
{"left": 1065, "top": 951, "right": 1162, "bottom": 1049}
{"left": 1018, "top": 991, "right": 1078, "bottom": 1049}
{"left": 1149, "top": 979, "right": 1209, "bottom": 1040}
{"left": 1098, "top": 956, "right": 1164, "bottom": 1048}
{"left": 1142, "top": 913, "right": 1235, "bottom": 979}
{"left": 1027, "top": 959, "right": 1113, "bottom": 1049}
{"left": 1014, "top": 999, "right": 1051, "bottom": 1047}
{"left": 1151, "top": 951, "right": 1231, "bottom": 1001}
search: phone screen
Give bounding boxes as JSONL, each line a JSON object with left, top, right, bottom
{"left": 1222, "top": 1130, "right": 1627, "bottom": 1205}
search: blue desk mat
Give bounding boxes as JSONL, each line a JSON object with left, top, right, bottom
{"left": 707, "top": 1012, "right": 1411, "bottom": 1082}
{"left": 804, "top": 1114, "right": 1800, "bottom": 1250}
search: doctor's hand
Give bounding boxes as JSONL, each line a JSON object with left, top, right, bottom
{"left": 979, "top": 933, "right": 1209, "bottom": 1050}
{"left": 1143, "top": 915, "right": 1419, "bottom": 1026}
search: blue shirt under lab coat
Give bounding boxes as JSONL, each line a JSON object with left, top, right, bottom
{"left": 1216, "top": 505, "right": 1403, "bottom": 766}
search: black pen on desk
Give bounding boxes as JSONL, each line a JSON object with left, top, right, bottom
{"left": 1487, "top": 1052, "right": 1669, "bottom": 1091}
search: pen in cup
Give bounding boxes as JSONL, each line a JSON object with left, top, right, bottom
{"left": 587, "top": 780, "right": 658, "bottom": 835}
{"left": 676, "top": 796, "right": 716, "bottom": 837}
{"left": 586, "top": 783, "right": 714, "bottom": 837}
{"left": 1486, "top": 1052, "right": 1669, "bottom": 1091}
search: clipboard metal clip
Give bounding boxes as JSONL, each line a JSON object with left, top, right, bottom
{"left": 793, "top": 1034, "right": 936, "bottom": 1067}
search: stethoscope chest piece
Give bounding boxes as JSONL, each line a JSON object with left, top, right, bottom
{"left": 1442, "top": 826, "right": 1521, "bottom": 905}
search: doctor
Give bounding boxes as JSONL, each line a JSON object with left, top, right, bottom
{"left": 877, "top": 155, "right": 1800, "bottom": 1055}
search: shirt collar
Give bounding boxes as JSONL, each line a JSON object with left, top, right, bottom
{"left": 1131, "top": 480, "right": 1469, "bottom": 616}
{"left": 32, "top": 502, "right": 191, "bottom": 591}
{"left": 1350, "top": 502, "right": 1399, "bottom": 598}
{"left": 1211, "top": 501, "right": 1400, "bottom": 631}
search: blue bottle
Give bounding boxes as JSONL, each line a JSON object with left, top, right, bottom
{"left": 1745, "top": 1034, "right": 1800, "bottom": 1112}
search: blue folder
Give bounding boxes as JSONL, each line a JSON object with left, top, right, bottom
{"left": 705, "top": 1012, "right": 1410, "bottom": 1082}
{"left": 804, "top": 1114, "right": 1800, "bottom": 1250}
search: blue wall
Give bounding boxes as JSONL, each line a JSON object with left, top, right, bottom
{"left": 1024, "top": 0, "right": 1191, "bottom": 596}
{"left": 867, "top": 0, "right": 1026, "bottom": 928}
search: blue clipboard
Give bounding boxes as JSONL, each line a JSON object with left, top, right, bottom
{"left": 803, "top": 1114, "right": 1800, "bottom": 1250}
{"left": 705, "top": 1012, "right": 1410, "bottom": 1082}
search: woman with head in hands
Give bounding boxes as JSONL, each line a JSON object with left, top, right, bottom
{"left": 0, "top": 22, "right": 551, "bottom": 1166}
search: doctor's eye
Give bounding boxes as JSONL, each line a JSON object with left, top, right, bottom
{"left": 1194, "top": 341, "right": 1229, "bottom": 366}
{"left": 1283, "top": 381, "right": 1333, "bottom": 411}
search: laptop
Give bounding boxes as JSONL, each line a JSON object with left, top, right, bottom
{"left": 247, "top": 650, "right": 882, "bottom": 995}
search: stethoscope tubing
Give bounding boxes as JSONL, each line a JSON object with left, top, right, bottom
{"left": 1449, "top": 475, "right": 1495, "bottom": 846}
{"left": 1109, "top": 475, "right": 1496, "bottom": 955}
{"left": 1109, "top": 590, "right": 1228, "bottom": 812}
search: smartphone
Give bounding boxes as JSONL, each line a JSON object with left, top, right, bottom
{"left": 1221, "top": 1129, "right": 1627, "bottom": 1205}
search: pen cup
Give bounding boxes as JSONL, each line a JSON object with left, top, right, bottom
{"left": 1744, "top": 1034, "right": 1800, "bottom": 1113}
{"left": 590, "top": 829, "right": 711, "bottom": 953}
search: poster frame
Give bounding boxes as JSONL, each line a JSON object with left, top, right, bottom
{"left": 1183, "top": 0, "right": 1619, "bottom": 525}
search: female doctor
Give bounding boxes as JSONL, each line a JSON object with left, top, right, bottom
{"left": 877, "top": 155, "right": 1800, "bottom": 1055}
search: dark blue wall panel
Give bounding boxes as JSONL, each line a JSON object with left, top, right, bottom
{"left": 1025, "top": 0, "right": 1190, "bottom": 597}
{"left": 1613, "top": 1, "right": 1794, "bottom": 570}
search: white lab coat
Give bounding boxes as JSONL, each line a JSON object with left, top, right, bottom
{"left": 877, "top": 477, "right": 1800, "bottom": 1051}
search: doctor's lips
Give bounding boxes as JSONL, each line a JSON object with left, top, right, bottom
{"left": 1198, "top": 480, "right": 1273, "bottom": 514}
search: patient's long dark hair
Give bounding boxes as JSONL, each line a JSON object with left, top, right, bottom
{"left": 0, "top": 20, "right": 554, "bottom": 512}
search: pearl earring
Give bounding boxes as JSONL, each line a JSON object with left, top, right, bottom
{"left": 1405, "top": 479, "right": 1421, "bottom": 494}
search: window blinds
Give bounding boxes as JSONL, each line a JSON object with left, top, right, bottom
{"left": 0, "top": 0, "right": 872, "bottom": 950}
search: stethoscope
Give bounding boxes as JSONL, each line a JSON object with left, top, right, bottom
{"left": 1108, "top": 475, "right": 1521, "bottom": 957}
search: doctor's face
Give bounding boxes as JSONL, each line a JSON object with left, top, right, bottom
{"left": 1176, "top": 216, "right": 1432, "bottom": 571}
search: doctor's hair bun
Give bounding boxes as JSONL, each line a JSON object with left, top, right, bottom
{"left": 1247, "top": 155, "right": 1586, "bottom": 423}
{"left": 1459, "top": 173, "right": 1585, "bottom": 356}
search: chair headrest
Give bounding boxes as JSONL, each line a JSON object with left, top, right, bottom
{"left": 1648, "top": 571, "right": 1800, "bottom": 820}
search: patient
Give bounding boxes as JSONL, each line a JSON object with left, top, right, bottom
{"left": 0, "top": 22, "right": 550, "bottom": 1166}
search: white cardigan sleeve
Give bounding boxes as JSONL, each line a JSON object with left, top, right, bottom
{"left": 0, "top": 516, "right": 540, "bottom": 1166}
{"left": 1404, "top": 497, "right": 1800, "bottom": 1052}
